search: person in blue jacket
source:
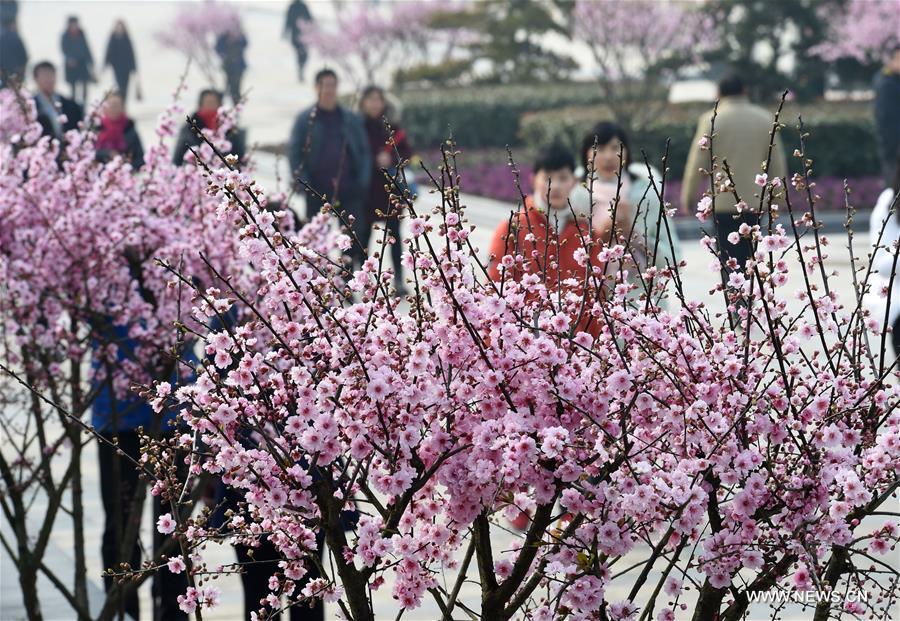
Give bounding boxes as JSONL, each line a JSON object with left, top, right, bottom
{"left": 93, "top": 316, "right": 193, "bottom": 621}
{"left": 288, "top": 68, "right": 371, "bottom": 267}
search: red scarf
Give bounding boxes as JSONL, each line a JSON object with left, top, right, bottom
{"left": 196, "top": 109, "right": 218, "bottom": 131}
{"left": 96, "top": 115, "right": 129, "bottom": 153}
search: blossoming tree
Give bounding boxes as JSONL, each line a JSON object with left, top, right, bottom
{"left": 298, "top": 2, "right": 459, "bottom": 88}
{"left": 809, "top": 0, "right": 900, "bottom": 64}
{"left": 140, "top": 101, "right": 900, "bottom": 620}
{"left": 156, "top": 0, "right": 241, "bottom": 87}
{"left": 571, "top": 0, "right": 716, "bottom": 129}
{"left": 0, "top": 85, "right": 246, "bottom": 621}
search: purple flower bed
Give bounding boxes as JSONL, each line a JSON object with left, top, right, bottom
{"left": 421, "top": 150, "right": 886, "bottom": 215}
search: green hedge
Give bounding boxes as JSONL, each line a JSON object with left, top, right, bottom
{"left": 397, "top": 83, "right": 880, "bottom": 178}
{"left": 398, "top": 83, "right": 604, "bottom": 149}
{"left": 519, "top": 107, "right": 880, "bottom": 179}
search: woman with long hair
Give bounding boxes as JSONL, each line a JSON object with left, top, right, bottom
{"left": 580, "top": 121, "right": 681, "bottom": 301}
{"left": 359, "top": 85, "right": 414, "bottom": 294}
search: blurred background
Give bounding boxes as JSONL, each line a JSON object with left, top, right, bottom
{"left": 4, "top": 0, "right": 897, "bottom": 212}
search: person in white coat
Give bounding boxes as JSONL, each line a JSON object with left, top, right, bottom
{"left": 868, "top": 157, "right": 900, "bottom": 356}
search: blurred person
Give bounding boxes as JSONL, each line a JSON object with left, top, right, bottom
{"left": 60, "top": 15, "right": 94, "bottom": 104}
{"left": 32, "top": 60, "right": 83, "bottom": 139}
{"left": 215, "top": 24, "right": 247, "bottom": 105}
{"left": 868, "top": 156, "right": 900, "bottom": 356}
{"left": 104, "top": 20, "right": 137, "bottom": 103}
{"left": 875, "top": 44, "right": 900, "bottom": 186}
{"left": 359, "top": 85, "right": 414, "bottom": 294}
{"left": 0, "top": 18, "right": 27, "bottom": 86}
{"left": 92, "top": 320, "right": 191, "bottom": 621}
{"left": 172, "top": 88, "right": 246, "bottom": 166}
{"left": 581, "top": 121, "right": 681, "bottom": 303}
{"left": 289, "top": 68, "right": 371, "bottom": 265}
{"left": 0, "top": 0, "right": 17, "bottom": 24}
{"left": 95, "top": 91, "right": 144, "bottom": 168}
{"left": 488, "top": 143, "right": 596, "bottom": 289}
{"left": 284, "top": 0, "right": 313, "bottom": 81}
{"left": 681, "top": 72, "right": 786, "bottom": 273}
{"left": 582, "top": 121, "right": 681, "bottom": 298}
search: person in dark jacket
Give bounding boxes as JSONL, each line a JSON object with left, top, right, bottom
{"left": 215, "top": 25, "right": 247, "bottom": 105}
{"left": 95, "top": 91, "right": 144, "bottom": 168}
{"left": 60, "top": 15, "right": 94, "bottom": 104}
{"left": 289, "top": 69, "right": 371, "bottom": 265}
{"left": 875, "top": 45, "right": 900, "bottom": 186}
{"left": 104, "top": 20, "right": 137, "bottom": 102}
{"left": 0, "top": 0, "right": 17, "bottom": 24}
{"left": 92, "top": 319, "right": 192, "bottom": 621}
{"left": 173, "top": 88, "right": 246, "bottom": 166}
{"left": 32, "top": 60, "right": 83, "bottom": 139}
{"left": 0, "top": 19, "right": 26, "bottom": 86}
{"left": 359, "top": 85, "right": 414, "bottom": 293}
{"left": 284, "top": 0, "right": 313, "bottom": 81}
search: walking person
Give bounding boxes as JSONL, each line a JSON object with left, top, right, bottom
{"left": 284, "top": 0, "right": 313, "bottom": 81}
{"left": 681, "top": 72, "right": 786, "bottom": 275}
{"left": 582, "top": 121, "right": 681, "bottom": 295}
{"left": 875, "top": 45, "right": 900, "bottom": 186}
{"left": 104, "top": 20, "right": 137, "bottom": 103}
{"left": 288, "top": 69, "right": 371, "bottom": 265}
{"left": 215, "top": 24, "right": 247, "bottom": 105}
{"left": 95, "top": 91, "right": 144, "bottom": 168}
{"left": 359, "top": 85, "right": 415, "bottom": 294}
{"left": 868, "top": 157, "right": 900, "bottom": 357}
{"left": 32, "top": 61, "right": 83, "bottom": 140}
{"left": 60, "top": 15, "right": 94, "bottom": 105}
{"left": 0, "top": 18, "right": 27, "bottom": 86}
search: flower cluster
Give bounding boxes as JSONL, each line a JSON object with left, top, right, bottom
{"left": 149, "top": 126, "right": 899, "bottom": 620}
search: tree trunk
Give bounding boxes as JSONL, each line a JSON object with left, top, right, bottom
{"left": 18, "top": 561, "right": 43, "bottom": 621}
{"left": 70, "top": 435, "right": 90, "bottom": 620}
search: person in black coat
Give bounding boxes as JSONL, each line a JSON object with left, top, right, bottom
{"left": 875, "top": 45, "right": 900, "bottom": 186}
{"left": 95, "top": 92, "right": 144, "bottom": 169}
{"left": 0, "top": 19, "right": 27, "bottom": 86}
{"left": 284, "top": 0, "right": 312, "bottom": 81}
{"left": 32, "top": 60, "right": 83, "bottom": 140}
{"left": 172, "top": 88, "right": 246, "bottom": 166}
{"left": 104, "top": 20, "right": 137, "bottom": 103}
{"left": 61, "top": 15, "right": 94, "bottom": 104}
{"left": 215, "top": 26, "right": 247, "bottom": 105}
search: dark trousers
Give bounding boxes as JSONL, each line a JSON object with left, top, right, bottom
{"left": 236, "top": 535, "right": 324, "bottom": 621}
{"left": 892, "top": 315, "right": 900, "bottom": 360}
{"left": 305, "top": 192, "right": 368, "bottom": 270}
{"left": 114, "top": 69, "right": 130, "bottom": 102}
{"left": 99, "top": 431, "right": 188, "bottom": 621}
{"left": 358, "top": 215, "right": 404, "bottom": 285}
{"left": 714, "top": 211, "right": 759, "bottom": 274}
{"left": 68, "top": 79, "right": 88, "bottom": 105}
{"left": 225, "top": 70, "right": 243, "bottom": 105}
{"left": 294, "top": 46, "right": 308, "bottom": 81}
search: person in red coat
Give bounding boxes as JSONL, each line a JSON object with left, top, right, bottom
{"left": 487, "top": 143, "right": 603, "bottom": 314}
{"left": 359, "top": 85, "right": 414, "bottom": 294}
